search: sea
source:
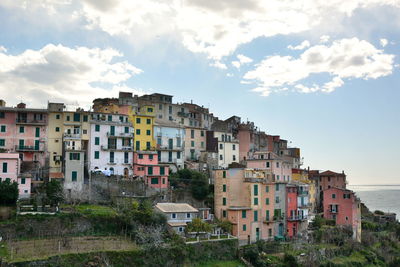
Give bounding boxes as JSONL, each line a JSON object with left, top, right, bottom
{"left": 348, "top": 185, "right": 400, "bottom": 220}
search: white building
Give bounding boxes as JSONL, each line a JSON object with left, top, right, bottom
{"left": 155, "top": 203, "right": 199, "bottom": 235}
{"left": 214, "top": 131, "right": 239, "bottom": 168}
{"left": 89, "top": 113, "right": 134, "bottom": 177}
{"left": 154, "top": 120, "right": 185, "bottom": 172}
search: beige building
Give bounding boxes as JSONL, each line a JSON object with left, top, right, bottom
{"left": 214, "top": 168, "right": 275, "bottom": 245}
{"left": 214, "top": 131, "right": 239, "bottom": 168}
{"left": 184, "top": 127, "right": 206, "bottom": 161}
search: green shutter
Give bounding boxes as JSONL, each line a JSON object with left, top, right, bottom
{"left": 254, "top": 184, "right": 258, "bottom": 196}
{"left": 148, "top": 167, "right": 153, "bottom": 175}
{"left": 223, "top": 171, "right": 226, "bottom": 178}
{"left": 0, "top": 125, "right": 6, "bottom": 132}
{"left": 71, "top": 171, "right": 77, "bottom": 181}
{"left": 254, "top": 211, "right": 258, "bottom": 222}
{"left": 83, "top": 115, "right": 88, "bottom": 122}
{"left": 19, "top": 139, "right": 24, "bottom": 148}
{"left": 35, "top": 127, "right": 40, "bottom": 137}
{"left": 136, "top": 141, "right": 140, "bottom": 150}
{"left": 2, "top": 162, "right": 7, "bottom": 173}
{"left": 70, "top": 153, "right": 73, "bottom": 160}
{"left": 110, "top": 126, "right": 115, "bottom": 135}
{"left": 222, "top": 197, "right": 226, "bottom": 206}
{"left": 242, "top": 210, "right": 246, "bottom": 218}
{"left": 243, "top": 224, "right": 246, "bottom": 231}
{"left": 266, "top": 198, "right": 270, "bottom": 205}
{"left": 0, "top": 139, "right": 5, "bottom": 146}
{"left": 266, "top": 210, "right": 270, "bottom": 221}
{"left": 95, "top": 137, "right": 99, "bottom": 145}
{"left": 94, "top": 151, "right": 99, "bottom": 159}
{"left": 254, "top": 197, "right": 258, "bottom": 205}
{"left": 19, "top": 126, "right": 24, "bottom": 133}
{"left": 160, "top": 167, "right": 165, "bottom": 175}
{"left": 223, "top": 184, "right": 226, "bottom": 192}
{"left": 35, "top": 140, "right": 39, "bottom": 150}
{"left": 95, "top": 125, "right": 100, "bottom": 132}
{"left": 151, "top": 178, "right": 158, "bottom": 184}
{"left": 266, "top": 185, "right": 269, "bottom": 192}
{"left": 73, "top": 113, "right": 80, "bottom": 122}
{"left": 125, "top": 127, "right": 129, "bottom": 133}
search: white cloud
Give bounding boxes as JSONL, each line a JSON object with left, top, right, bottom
{"left": 0, "top": 46, "right": 7, "bottom": 53}
{"left": 2, "top": 0, "right": 400, "bottom": 61}
{"left": 380, "top": 38, "right": 388, "bottom": 47}
{"left": 226, "top": 73, "right": 233, "bottom": 77}
{"left": 243, "top": 38, "right": 395, "bottom": 96}
{"left": 210, "top": 61, "right": 227, "bottom": 69}
{"left": 288, "top": 40, "right": 310, "bottom": 50}
{"left": 231, "top": 54, "right": 253, "bottom": 68}
{"left": 320, "top": 35, "right": 330, "bottom": 43}
{"left": 0, "top": 44, "right": 144, "bottom": 108}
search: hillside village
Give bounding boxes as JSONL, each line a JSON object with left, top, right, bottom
{"left": 1, "top": 92, "right": 397, "bottom": 266}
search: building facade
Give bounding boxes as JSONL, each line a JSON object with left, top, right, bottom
{"left": 133, "top": 151, "right": 169, "bottom": 189}
{"left": 155, "top": 202, "right": 199, "bottom": 235}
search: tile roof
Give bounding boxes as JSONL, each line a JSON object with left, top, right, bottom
{"left": 156, "top": 203, "right": 198, "bottom": 213}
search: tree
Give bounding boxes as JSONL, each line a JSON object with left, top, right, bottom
{"left": 169, "top": 169, "right": 210, "bottom": 200}
{"left": 217, "top": 219, "right": 233, "bottom": 234}
{"left": 45, "top": 180, "right": 64, "bottom": 206}
{"left": 186, "top": 218, "right": 212, "bottom": 234}
{"left": 0, "top": 179, "right": 19, "bottom": 206}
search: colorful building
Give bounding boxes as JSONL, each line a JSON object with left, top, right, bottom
{"left": 155, "top": 203, "right": 199, "bottom": 235}
{"left": 89, "top": 113, "right": 134, "bottom": 177}
{"left": 154, "top": 120, "right": 185, "bottom": 172}
{"left": 133, "top": 151, "right": 169, "bottom": 189}
{"left": 129, "top": 105, "right": 155, "bottom": 151}
{"left": 316, "top": 170, "right": 347, "bottom": 212}
{"left": 0, "top": 103, "right": 48, "bottom": 186}
{"left": 323, "top": 187, "right": 361, "bottom": 242}
{"left": 286, "top": 184, "right": 299, "bottom": 238}
{"left": 0, "top": 152, "right": 31, "bottom": 198}
{"left": 292, "top": 168, "right": 316, "bottom": 213}
{"left": 214, "top": 168, "right": 275, "bottom": 245}
{"left": 184, "top": 127, "right": 206, "bottom": 161}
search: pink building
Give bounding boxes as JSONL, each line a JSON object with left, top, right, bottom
{"left": 323, "top": 187, "right": 361, "bottom": 242}
{"left": 0, "top": 153, "right": 31, "bottom": 198}
{"left": 316, "top": 170, "right": 347, "bottom": 212}
{"left": 246, "top": 152, "right": 292, "bottom": 182}
{"left": 133, "top": 151, "right": 169, "bottom": 189}
{"left": 0, "top": 103, "right": 48, "bottom": 183}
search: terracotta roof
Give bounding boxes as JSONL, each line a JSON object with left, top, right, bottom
{"left": 156, "top": 203, "right": 198, "bottom": 213}
{"left": 50, "top": 172, "right": 64, "bottom": 179}
{"left": 168, "top": 222, "right": 188, "bottom": 227}
{"left": 319, "top": 170, "right": 345, "bottom": 176}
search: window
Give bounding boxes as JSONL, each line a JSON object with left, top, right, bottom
{"left": 110, "top": 152, "right": 114, "bottom": 163}
{"left": 19, "top": 126, "right": 24, "bottom": 133}
{"left": 151, "top": 178, "right": 158, "bottom": 184}
{"left": 223, "top": 171, "right": 226, "bottom": 178}
{"left": 94, "top": 151, "right": 99, "bottom": 159}
{"left": 254, "top": 184, "right": 258, "bottom": 196}
{"left": 186, "top": 213, "right": 191, "bottom": 218}
{"left": 332, "top": 193, "right": 336, "bottom": 199}
{"left": 223, "top": 184, "right": 226, "bottom": 192}
{"left": 148, "top": 166, "right": 153, "bottom": 175}
{"left": 136, "top": 118, "right": 141, "bottom": 124}
{"left": 0, "top": 112, "right": 4, "bottom": 118}
{"left": 268, "top": 229, "right": 272, "bottom": 237}
{"left": 83, "top": 115, "right": 88, "bottom": 122}
{"left": 266, "top": 162, "right": 270, "bottom": 168}
{"left": 266, "top": 185, "right": 269, "bottom": 192}
{"left": 55, "top": 114, "right": 60, "bottom": 119}
{"left": 125, "top": 127, "right": 129, "bottom": 133}
{"left": 232, "top": 144, "right": 236, "bottom": 150}
{"left": 95, "top": 125, "right": 100, "bottom": 132}
{"left": 172, "top": 213, "right": 176, "bottom": 219}
{"left": 148, "top": 107, "right": 153, "bottom": 113}
{"left": 69, "top": 153, "right": 80, "bottom": 160}
{"left": 136, "top": 141, "right": 140, "bottom": 150}
{"left": 146, "top": 118, "right": 151, "bottom": 124}
{"left": 162, "top": 178, "right": 166, "bottom": 184}
{"left": 71, "top": 171, "right": 77, "bottom": 182}
{"left": 222, "top": 210, "right": 227, "bottom": 218}
{"left": 242, "top": 210, "right": 246, "bottom": 218}
{"left": 138, "top": 154, "right": 143, "bottom": 159}
{"left": 275, "top": 184, "right": 279, "bottom": 191}
{"left": 146, "top": 142, "right": 151, "bottom": 149}
{"left": 254, "top": 211, "right": 258, "bottom": 222}
{"left": 276, "top": 162, "right": 279, "bottom": 168}
{"left": 168, "top": 106, "right": 172, "bottom": 114}
{"left": 136, "top": 129, "right": 141, "bottom": 135}
{"left": 266, "top": 198, "right": 270, "bottom": 205}
{"left": 266, "top": 210, "right": 270, "bottom": 221}
{"left": 107, "top": 115, "right": 112, "bottom": 121}
{"left": 124, "top": 152, "right": 129, "bottom": 164}
{"left": 201, "top": 141, "right": 204, "bottom": 148}
{"left": 177, "top": 151, "right": 181, "bottom": 159}
{"left": 66, "top": 115, "right": 70, "bottom": 121}
{"left": 275, "top": 196, "right": 280, "bottom": 203}
{"left": 21, "top": 178, "right": 26, "bottom": 184}
{"left": 219, "top": 143, "right": 223, "bottom": 149}
{"left": 191, "top": 130, "right": 194, "bottom": 138}
{"left": 243, "top": 224, "right": 247, "bottom": 231}
{"left": 0, "top": 125, "right": 5, "bottom": 132}
{"left": 254, "top": 197, "right": 258, "bottom": 205}
{"left": 2, "top": 162, "right": 7, "bottom": 173}
{"left": 191, "top": 141, "right": 195, "bottom": 147}
{"left": 160, "top": 166, "right": 165, "bottom": 175}
{"left": 146, "top": 130, "right": 151, "bottom": 136}
{"left": 201, "top": 131, "right": 204, "bottom": 137}
{"left": 0, "top": 139, "right": 4, "bottom": 146}
{"left": 55, "top": 127, "right": 60, "bottom": 132}
{"left": 222, "top": 197, "right": 226, "bottom": 206}
{"left": 19, "top": 139, "right": 24, "bottom": 148}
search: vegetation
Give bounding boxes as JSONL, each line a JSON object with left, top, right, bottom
{"left": 216, "top": 219, "right": 233, "bottom": 234}
{"left": 187, "top": 218, "right": 212, "bottom": 234}
{"left": 44, "top": 180, "right": 64, "bottom": 206}
{"left": 169, "top": 169, "right": 210, "bottom": 200}
{"left": 0, "top": 179, "right": 18, "bottom": 206}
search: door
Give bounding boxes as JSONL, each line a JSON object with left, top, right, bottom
{"left": 35, "top": 140, "right": 39, "bottom": 150}
{"left": 279, "top": 223, "right": 284, "bottom": 236}
{"left": 110, "top": 125, "right": 115, "bottom": 136}
{"left": 256, "top": 228, "right": 260, "bottom": 241}
{"left": 168, "top": 138, "right": 173, "bottom": 149}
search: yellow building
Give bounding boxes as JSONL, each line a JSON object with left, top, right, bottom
{"left": 129, "top": 105, "right": 155, "bottom": 151}
{"left": 292, "top": 168, "right": 316, "bottom": 212}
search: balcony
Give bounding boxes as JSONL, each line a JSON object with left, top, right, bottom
{"left": 273, "top": 215, "right": 285, "bottom": 221}
{"left": 263, "top": 217, "right": 274, "bottom": 223}
{"left": 101, "top": 145, "right": 133, "bottom": 151}
{"left": 298, "top": 202, "right": 312, "bottom": 209}
{"left": 244, "top": 177, "right": 266, "bottom": 183}
{"left": 15, "top": 145, "right": 44, "bottom": 152}
{"left": 298, "top": 190, "right": 309, "bottom": 196}
{"left": 177, "top": 111, "right": 189, "bottom": 118}
{"left": 329, "top": 209, "right": 338, "bottom": 214}
{"left": 16, "top": 118, "right": 46, "bottom": 125}
{"left": 157, "top": 145, "right": 183, "bottom": 151}
{"left": 107, "top": 132, "right": 134, "bottom": 138}
{"left": 63, "top": 133, "right": 81, "bottom": 139}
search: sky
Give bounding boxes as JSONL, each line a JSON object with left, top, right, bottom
{"left": 0, "top": 0, "right": 399, "bottom": 185}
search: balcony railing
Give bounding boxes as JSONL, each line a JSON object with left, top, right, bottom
{"left": 298, "top": 190, "right": 309, "bottom": 196}
{"left": 101, "top": 145, "right": 133, "bottom": 151}
{"left": 298, "top": 202, "right": 312, "bottom": 208}
{"left": 15, "top": 145, "right": 43, "bottom": 152}
{"left": 107, "top": 132, "right": 134, "bottom": 138}
{"left": 177, "top": 111, "right": 189, "bottom": 118}
{"left": 63, "top": 133, "right": 81, "bottom": 139}
{"left": 16, "top": 118, "right": 46, "bottom": 125}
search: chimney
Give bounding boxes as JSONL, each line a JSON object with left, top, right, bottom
{"left": 17, "top": 102, "right": 26, "bottom": 109}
